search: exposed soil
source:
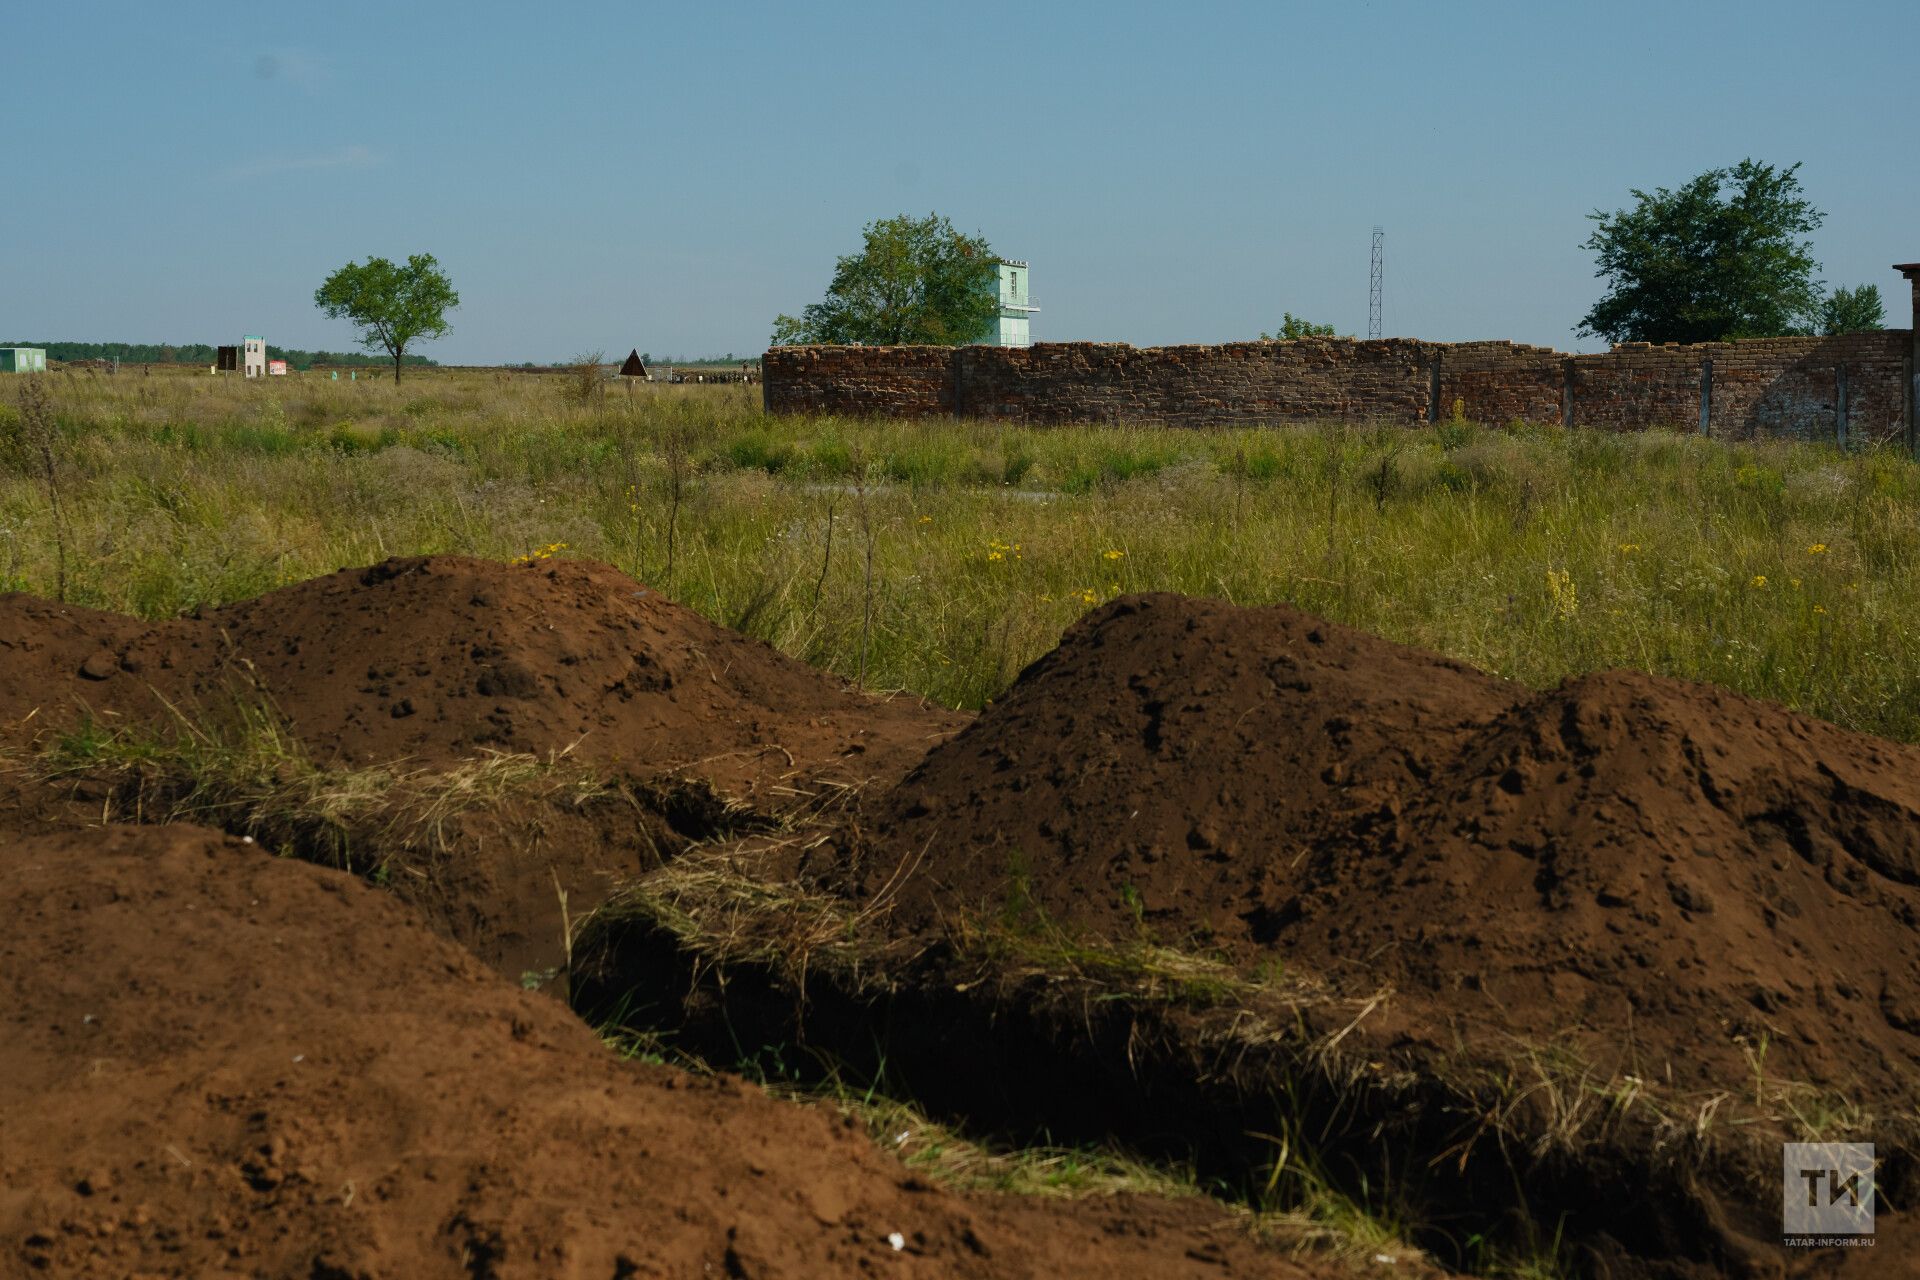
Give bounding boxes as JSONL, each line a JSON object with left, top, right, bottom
{"left": 5, "top": 770, "right": 692, "bottom": 986}
{"left": 748, "top": 592, "right": 1920, "bottom": 1274}
{"left": 0, "top": 554, "right": 963, "bottom": 800}
{"left": 831, "top": 592, "right": 1920, "bottom": 1101}
{"left": 0, "top": 555, "right": 963, "bottom": 976}
{"left": 11, "top": 565, "right": 1919, "bottom": 1279}
{"left": 0, "top": 823, "right": 1342, "bottom": 1280}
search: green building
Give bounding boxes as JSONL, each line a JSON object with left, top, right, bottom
{"left": 0, "top": 348, "right": 47, "bottom": 373}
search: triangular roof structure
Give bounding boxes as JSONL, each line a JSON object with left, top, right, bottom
{"left": 619, "top": 349, "right": 647, "bottom": 378}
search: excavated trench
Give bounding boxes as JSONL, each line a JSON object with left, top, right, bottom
{"left": 572, "top": 912, "right": 1823, "bottom": 1280}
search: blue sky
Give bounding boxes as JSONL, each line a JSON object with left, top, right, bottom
{"left": 4, "top": 0, "right": 1911, "bottom": 363}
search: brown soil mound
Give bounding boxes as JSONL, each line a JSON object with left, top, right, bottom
{"left": 835, "top": 593, "right": 1920, "bottom": 1100}
{"left": 0, "top": 554, "right": 961, "bottom": 799}
{"left": 0, "top": 823, "right": 1329, "bottom": 1280}
{"left": 832, "top": 592, "right": 1520, "bottom": 941}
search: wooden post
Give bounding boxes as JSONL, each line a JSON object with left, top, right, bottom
{"left": 1836, "top": 363, "right": 1848, "bottom": 450}
{"left": 1561, "top": 358, "right": 1574, "bottom": 427}
{"left": 1698, "top": 358, "right": 1712, "bottom": 436}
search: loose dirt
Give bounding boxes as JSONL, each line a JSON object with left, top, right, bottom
{"left": 0, "top": 823, "right": 1339, "bottom": 1280}
{"left": 0, "top": 554, "right": 962, "bottom": 799}
{"left": 0, "top": 555, "right": 963, "bottom": 977}
{"left": 833, "top": 591, "right": 1920, "bottom": 1114}
{"left": 12, "top": 566, "right": 1919, "bottom": 1278}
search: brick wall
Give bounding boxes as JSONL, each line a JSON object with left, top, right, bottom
{"left": 764, "top": 330, "right": 1916, "bottom": 446}
{"left": 759, "top": 345, "right": 957, "bottom": 417}
{"left": 955, "top": 340, "right": 1435, "bottom": 426}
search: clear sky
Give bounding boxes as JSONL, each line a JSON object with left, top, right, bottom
{"left": 4, "top": 0, "right": 1911, "bottom": 363}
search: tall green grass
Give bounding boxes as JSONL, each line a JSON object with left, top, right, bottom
{"left": 4, "top": 368, "right": 1918, "bottom": 739}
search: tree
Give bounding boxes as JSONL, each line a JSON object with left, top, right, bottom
{"left": 1261, "top": 312, "right": 1339, "bottom": 340}
{"left": 1579, "top": 160, "right": 1824, "bottom": 345}
{"left": 314, "top": 253, "right": 459, "bottom": 383}
{"left": 1818, "top": 284, "right": 1885, "bottom": 335}
{"left": 772, "top": 213, "right": 999, "bottom": 346}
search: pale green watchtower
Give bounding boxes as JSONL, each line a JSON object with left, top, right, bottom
{"left": 986, "top": 260, "right": 1038, "bottom": 347}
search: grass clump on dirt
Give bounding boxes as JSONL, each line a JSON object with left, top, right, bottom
{"left": 5, "top": 369, "right": 1920, "bottom": 741}
{"left": 24, "top": 699, "right": 650, "bottom": 881}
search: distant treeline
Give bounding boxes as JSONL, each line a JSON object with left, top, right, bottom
{"left": 5, "top": 341, "right": 437, "bottom": 370}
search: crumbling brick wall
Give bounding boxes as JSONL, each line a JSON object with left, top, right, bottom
{"left": 759, "top": 346, "right": 957, "bottom": 417}
{"left": 954, "top": 340, "right": 1434, "bottom": 426}
{"left": 764, "top": 331, "right": 1916, "bottom": 445}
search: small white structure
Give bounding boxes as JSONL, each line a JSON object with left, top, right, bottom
{"left": 984, "top": 260, "right": 1038, "bottom": 347}
{"left": 243, "top": 336, "right": 266, "bottom": 379}
{"left": 268, "top": 359, "right": 288, "bottom": 376}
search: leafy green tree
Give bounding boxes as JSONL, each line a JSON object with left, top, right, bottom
{"left": 772, "top": 213, "right": 999, "bottom": 346}
{"left": 314, "top": 253, "right": 459, "bottom": 382}
{"left": 1579, "top": 160, "right": 1824, "bottom": 345}
{"left": 1260, "top": 312, "right": 1339, "bottom": 340}
{"left": 1818, "top": 284, "right": 1885, "bottom": 335}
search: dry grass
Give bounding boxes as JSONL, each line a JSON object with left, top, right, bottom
{"left": 28, "top": 695, "right": 624, "bottom": 876}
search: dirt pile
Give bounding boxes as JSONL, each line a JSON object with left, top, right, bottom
{"left": 0, "top": 554, "right": 961, "bottom": 799}
{"left": 828, "top": 592, "right": 1519, "bottom": 942}
{"left": 0, "top": 823, "right": 1332, "bottom": 1280}
{"left": 834, "top": 593, "right": 1920, "bottom": 1099}
{"left": 0, "top": 556, "right": 963, "bottom": 978}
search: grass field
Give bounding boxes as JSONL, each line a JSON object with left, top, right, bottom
{"left": 5, "top": 364, "right": 1919, "bottom": 738}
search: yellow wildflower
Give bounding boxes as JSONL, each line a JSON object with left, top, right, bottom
{"left": 1103, "top": 549, "right": 1125, "bottom": 561}
{"left": 1545, "top": 568, "right": 1577, "bottom": 620}
{"left": 1750, "top": 575, "right": 1767, "bottom": 589}
{"left": 1807, "top": 543, "right": 1828, "bottom": 555}
{"left": 1813, "top": 605, "right": 1827, "bottom": 615}
{"left": 1617, "top": 543, "right": 1640, "bottom": 554}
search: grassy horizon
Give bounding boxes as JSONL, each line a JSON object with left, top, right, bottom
{"left": 4, "top": 367, "right": 1918, "bottom": 740}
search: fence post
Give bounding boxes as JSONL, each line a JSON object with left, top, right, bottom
{"left": 1698, "top": 358, "right": 1712, "bottom": 436}
{"left": 1836, "top": 363, "right": 1848, "bottom": 450}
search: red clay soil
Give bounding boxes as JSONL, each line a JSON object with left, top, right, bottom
{"left": 0, "top": 823, "right": 1347, "bottom": 1280}
{"left": 834, "top": 593, "right": 1920, "bottom": 1103}
{"left": 0, "top": 554, "right": 962, "bottom": 801}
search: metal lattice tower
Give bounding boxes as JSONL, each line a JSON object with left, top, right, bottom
{"left": 1368, "top": 226, "right": 1384, "bottom": 340}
